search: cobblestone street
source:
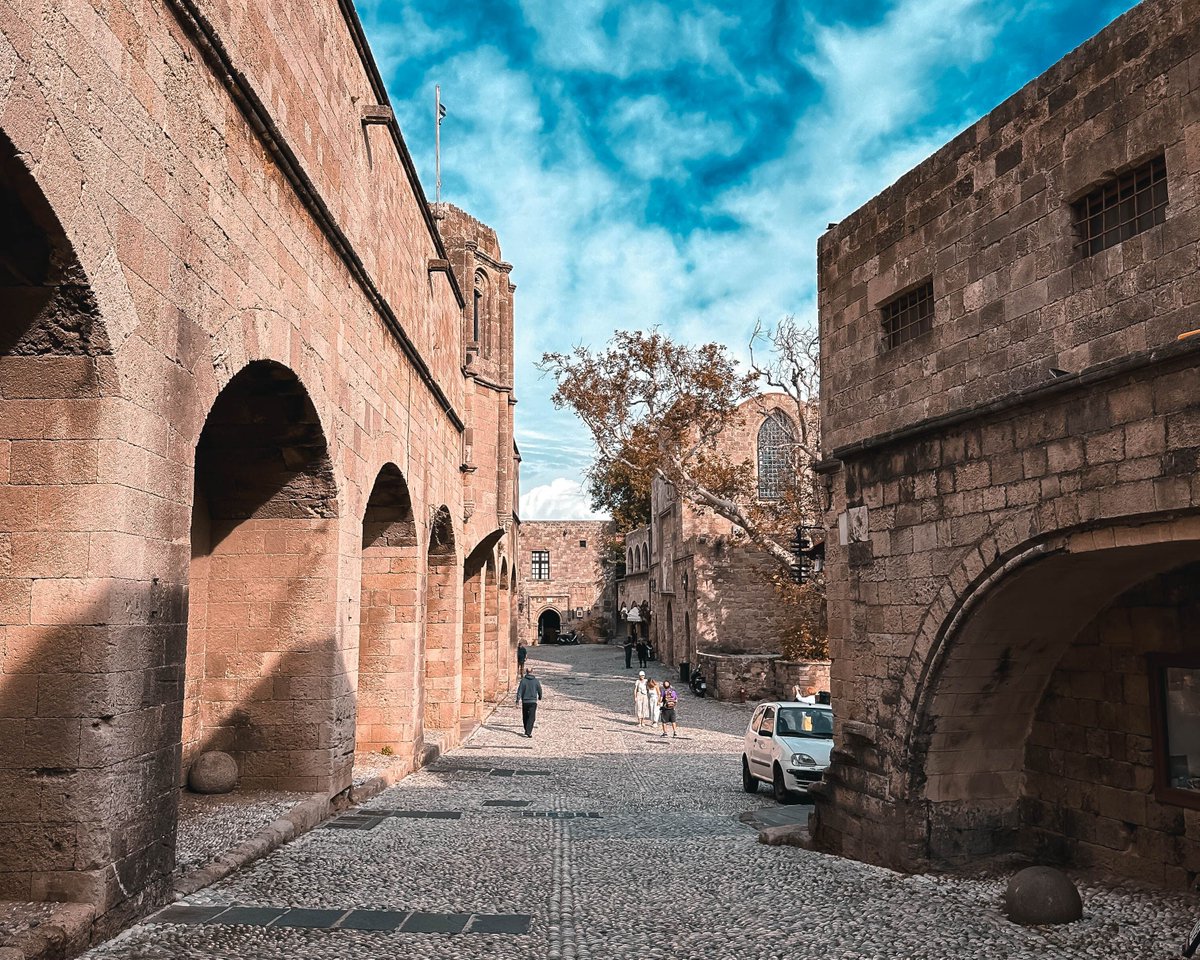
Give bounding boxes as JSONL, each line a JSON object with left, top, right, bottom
{"left": 86, "top": 645, "right": 1193, "bottom": 960}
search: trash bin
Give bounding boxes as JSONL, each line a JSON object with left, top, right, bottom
{"left": 679, "top": 661, "right": 690, "bottom": 683}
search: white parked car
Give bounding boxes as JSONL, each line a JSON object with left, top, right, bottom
{"left": 742, "top": 701, "right": 835, "bottom": 802}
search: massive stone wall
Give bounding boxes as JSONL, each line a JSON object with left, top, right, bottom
{"left": 815, "top": 0, "right": 1200, "bottom": 887}
{"left": 0, "top": 0, "right": 518, "bottom": 931}
{"left": 520, "top": 521, "right": 614, "bottom": 642}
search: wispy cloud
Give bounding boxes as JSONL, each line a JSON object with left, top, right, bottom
{"left": 520, "top": 478, "right": 608, "bottom": 521}
{"left": 357, "top": 0, "right": 1138, "bottom": 518}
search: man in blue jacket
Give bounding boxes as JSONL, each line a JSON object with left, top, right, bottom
{"left": 515, "top": 668, "right": 544, "bottom": 738}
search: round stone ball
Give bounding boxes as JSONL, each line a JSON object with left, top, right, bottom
{"left": 1004, "top": 866, "right": 1083, "bottom": 925}
{"left": 188, "top": 751, "right": 238, "bottom": 794}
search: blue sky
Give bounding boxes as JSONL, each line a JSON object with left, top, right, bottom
{"left": 355, "top": 0, "right": 1136, "bottom": 520}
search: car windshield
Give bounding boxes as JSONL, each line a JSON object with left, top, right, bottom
{"left": 775, "top": 707, "right": 833, "bottom": 739}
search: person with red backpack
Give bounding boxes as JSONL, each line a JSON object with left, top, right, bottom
{"left": 659, "top": 680, "right": 679, "bottom": 738}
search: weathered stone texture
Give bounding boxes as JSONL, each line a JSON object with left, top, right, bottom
{"left": 0, "top": 0, "right": 519, "bottom": 931}
{"left": 520, "top": 521, "right": 614, "bottom": 642}
{"left": 815, "top": 0, "right": 1200, "bottom": 889}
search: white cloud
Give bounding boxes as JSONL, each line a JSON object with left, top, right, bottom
{"left": 373, "top": 0, "right": 1053, "bottom": 495}
{"left": 520, "top": 478, "right": 608, "bottom": 520}
{"left": 605, "top": 95, "right": 741, "bottom": 181}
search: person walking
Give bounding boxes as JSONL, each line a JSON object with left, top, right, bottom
{"left": 622, "top": 635, "right": 634, "bottom": 670}
{"left": 517, "top": 642, "right": 528, "bottom": 675}
{"left": 635, "top": 637, "right": 649, "bottom": 669}
{"left": 515, "top": 667, "right": 543, "bottom": 738}
{"left": 659, "top": 680, "right": 679, "bottom": 738}
{"left": 647, "top": 678, "right": 662, "bottom": 726}
{"left": 634, "top": 671, "right": 650, "bottom": 727}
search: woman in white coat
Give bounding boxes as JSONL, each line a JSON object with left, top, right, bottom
{"left": 634, "top": 671, "right": 651, "bottom": 727}
{"left": 647, "top": 679, "right": 662, "bottom": 726}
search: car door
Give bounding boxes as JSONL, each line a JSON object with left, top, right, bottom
{"left": 750, "top": 706, "right": 775, "bottom": 775}
{"left": 745, "top": 705, "right": 765, "bottom": 759}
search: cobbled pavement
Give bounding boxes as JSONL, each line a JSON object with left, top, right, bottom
{"left": 83, "top": 645, "right": 1195, "bottom": 959}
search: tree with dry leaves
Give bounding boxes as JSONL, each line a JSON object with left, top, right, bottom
{"left": 541, "top": 324, "right": 822, "bottom": 574}
{"left": 540, "top": 322, "right": 827, "bottom": 659}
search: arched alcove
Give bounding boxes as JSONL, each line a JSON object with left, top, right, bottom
{"left": 186, "top": 360, "right": 343, "bottom": 792}
{"left": 356, "top": 464, "right": 419, "bottom": 760}
{"left": 423, "top": 507, "right": 460, "bottom": 734}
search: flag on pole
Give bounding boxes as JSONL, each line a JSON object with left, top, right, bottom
{"left": 438, "top": 102, "right": 447, "bottom": 120}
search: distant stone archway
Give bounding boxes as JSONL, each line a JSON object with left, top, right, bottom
{"left": 356, "top": 464, "right": 419, "bottom": 759}
{"left": 537, "top": 608, "right": 561, "bottom": 645}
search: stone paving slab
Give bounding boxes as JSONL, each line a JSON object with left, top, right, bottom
{"left": 79, "top": 644, "right": 1198, "bottom": 960}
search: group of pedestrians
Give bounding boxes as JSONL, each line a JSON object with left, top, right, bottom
{"left": 633, "top": 670, "right": 680, "bottom": 737}
{"left": 622, "top": 635, "right": 652, "bottom": 669}
{"left": 513, "top": 641, "right": 682, "bottom": 740}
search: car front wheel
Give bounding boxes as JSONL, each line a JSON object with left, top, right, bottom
{"left": 772, "top": 764, "right": 792, "bottom": 804}
{"left": 742, "top": 756, "right": 759, "bottom": 793}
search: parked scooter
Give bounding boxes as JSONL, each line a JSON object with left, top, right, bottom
{"left": 556, "top": 629, "right": 580, "bottom": 645}
{"left": 689, "top": 665, "right": 708, "bottom": 697}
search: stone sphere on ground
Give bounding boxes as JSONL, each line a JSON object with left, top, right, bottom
{"left": 188, "top": 751, "right": 238, "bottom": 794}
{"left": 1003, "top": 866, "right": 1083, "bottom": 925}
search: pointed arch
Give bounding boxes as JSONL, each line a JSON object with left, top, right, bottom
{"left": 423, "top": 506, "right": 460, "bottom": 733}
{"left": 356, "top": 464, "right": 420, "bottom": 762}
{"left": 757, "top": 409, "right": 796, "bottom": 500}
{"left": 186, "top": 360, "right": 342, "bottom": 795}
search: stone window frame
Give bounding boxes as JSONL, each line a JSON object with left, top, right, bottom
{"left": 531, "top": 549, "right": 550, "bottom": 580}
{"left": 756, "top": 409, "right": 796, "bottom": 501}
{"left": 879, "top": 277, "right": 934, "bottom": 352}
{"left": 1071, "top": 153, "right": 1168, "bottom": 259}
{"left": 1147, "top": 651, "right": 1200, "bottom": 811}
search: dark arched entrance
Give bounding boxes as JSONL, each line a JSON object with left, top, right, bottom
{"left": 537, "top": 609, "right": 561, "bottom": 645}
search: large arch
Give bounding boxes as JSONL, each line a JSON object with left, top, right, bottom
{"left": 460, "top": 530, "right": 505, "bottom": 721}
{"left": 422, "top": 507, "right": 460, "bottom": 735}
{"left": 0, "top": 130, "right": 132, "bottom": 905}
{"left": 356, "top": 464, "right": 420, "bottom": 761}
{"left": 185, "top": 360, "right": 345, "bottom": 793}
{"left": 901, "top": 514, "right": 1200, "bottom": 871}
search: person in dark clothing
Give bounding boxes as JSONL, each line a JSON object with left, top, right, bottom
{"left": 515, "top": 668, "right": 543, "bottom": 737}
{"left": 516, "top": 642, "right": 528, "bottom": 675}
{"left": 635, "top": 638, "right": 649, "bottom": 669}
{"left": 623, "top": 637, "right": 634, "bottom": 669}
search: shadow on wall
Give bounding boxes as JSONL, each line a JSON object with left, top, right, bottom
{"left": 183, "top": 361, "right": 350, "bottom": 797}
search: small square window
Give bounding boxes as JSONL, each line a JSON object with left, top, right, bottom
{"left": 579, "top": 539, "right": 587, "bottom": 548}
{"left": 881, "top": 280, "right": 933, "bottom": 351}
{"left": 1149, "top": 652, "right": 1200, "bottom": 810}
{"left": 1073, "top": 155, "right": 1167, "bottom": 258}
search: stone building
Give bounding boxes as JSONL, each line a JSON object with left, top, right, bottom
{"left": 615, "top": 394, "right": 804, "bottom": 671}
{"left": 815, "top": 0, "right": 1200, "bottom": 888}
{"left": 0, "top": 0, "right": 519, "bottom": 933}
{"left": 520, "top": 520, "right": 615, "bottom": 644}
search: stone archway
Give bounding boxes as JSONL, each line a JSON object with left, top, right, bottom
{"left": 900, "top": 516, "right": 1200, "bottom": 878}
{"left": 537, "top": 608, "right": 561, "bottom": 645}
{"left": 0, "top": 130, "right": 131, "bottom": 904}
{"left": 423, "top": 507, "right": 460, "bottom": 735}
{"left": 496, "top": 558, "right": 512, "bottom": 694}
{"left": 186, "top": 360, "right": 344, "bottom": 793}
{"left": 356, "top": 464, "right": 419, "bottom": 762}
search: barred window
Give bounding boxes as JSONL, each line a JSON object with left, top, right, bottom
{"left": 531, "top": 550, "right": 550, "bottom": 580}
{"left": 1073, "top": 155, "right": 1167, "bottom": 258}
{"left": 757, "top": 411, "right": 795, "bottom": 500}
{"left": 881, "top": 280, "right": 933, "bottom": 351}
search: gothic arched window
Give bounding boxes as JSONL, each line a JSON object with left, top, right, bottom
{"left": 757, "top": 411, "right": 795, "bottom": 500}
{"left": 472, "top": 270, "right": 486, "bottom": 344}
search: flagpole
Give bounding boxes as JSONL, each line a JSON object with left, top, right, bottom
{"left": 435, "top": 84, "right": 442, "bottom": 204}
